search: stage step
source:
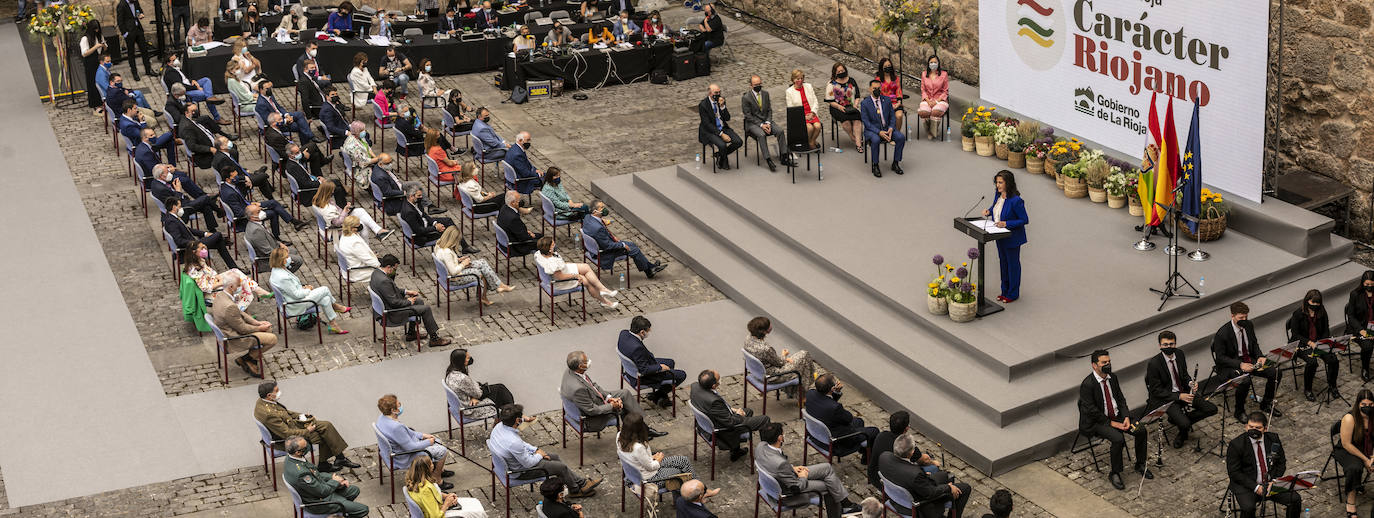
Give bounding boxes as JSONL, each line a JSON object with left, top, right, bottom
{"left": 593, "top": 166, "right": 1366, "bottom": 474}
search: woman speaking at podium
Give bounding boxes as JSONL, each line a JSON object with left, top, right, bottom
{"left": 981, "top": 170, "right": 1028, "bottom": 303}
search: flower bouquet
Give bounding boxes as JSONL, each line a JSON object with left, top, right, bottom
{"left": 1181, "top": 188, "right": 1231, "bottom": 241}
{"left": 993, "top": 123, "right": 1018, "bottom": 160}
{"left": 29, "top": 4, "right": 96, "bottom": 103}
{"left": 927, "top": 254, "right": 951, "bottom": 315}
{"left": 947, "top": 248, "right": 980, "bottom": 323}
{"left": 1104, "top": 168, "right": 1128, "bottom": 208}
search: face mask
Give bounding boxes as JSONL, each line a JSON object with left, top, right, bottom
{"left": 521, "top": 141, "right": 531, "bottom": 150}
{"left": 307, "top": 68, "right": 317, "bottom": 77}
{"left": 257, "top": 210, "right": 268, "bottom": 220}
{"left": 386, "top": 269, "right": 397, "bottom": 279}
{"left": 929, "top": 62, "right": 938, "bottom": 70}
{"left": 381, "top": 162, "right": 394, "bottom": 171}
{"left": 872, "top": 88, "right": 881, "bottom": 97}
{"left": 273, "top": 390, "right": 282, "bottom": 400}
{"left": 1246, "top": 429, "right": 1262, "bottom": 440}
{"left": 1366, "top": 285, "right": 1374, "bottom": 293}
{"left": 884, "top": 65, "right": 894, "bottom": 72}
{"left": 550, "top": 177, "right": 561, "bottom": 185}
{"left": 836, "top": 72, "right": 846, "bottom": 79}
{"left": 308, "top": 49, "right": 317, "bottom": 57}
{"left": 425, "top": 64, "right": 432, "bottom": 73}
{"left": 227, "top": 141, "right": 235, "bottom": 149}
{"left": 482, "top": 116, "right": 491, "bottom": 123}
{"left": 241, "top": 47, "right": 250, "bottom": 55}
{"left": 1099, "top": 364, "right": 1112, "bottom": 376}
{"left": 170, "top": 60, "right": 181, "bottom": 68}
{"left": 1159, "top": 347, "right": 1177, "bottom": 356}
{"left": 197, "top": 248, "right": 209, "bottom": 259}
{"left": 652, "top": 17, "right": 658, "bottom": 22}
{"left": 397, "top": 405, "right": 404, "bottom": 416}
{"left": 711, "top": 93, "right": 720, "bottom": 101}
{"left": 584, "top": 360, "right": 591, "bottom": 370}
{"left": 294, "top": 153, "right": 303, "bottom": 160}
{"left": 175, "top": 208, "right": 185, "bottom": 217}
{"left": 1308, "top": 303, "right": 1321, "bottom": 310}
{"left": 178, "top": 95, "right": 189, "bottom": 103}
{"left": 752, "top": 85, "right": 762, "bottom": 93}
{"left": 599, "top": 207, "right": 609, "bottom": 217}
{"left": 113, "top": 80, "right": 123, "bottom": 89}
{"left": 360, "top": 130, "right": 369, "bottom": 140}
{"left": 264, "top": 87, "right": 273, "bottom": 97}
{"left": 467, "top": 357, "right": 475, "bottom": 367}
{"left": 1363, "top": 406, "right": 1374, "bottom": 417}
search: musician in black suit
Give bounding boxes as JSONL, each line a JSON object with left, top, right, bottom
{"left": 1344, "top": 270, "right": 1374, "bottom": 381}
{"left": 698, "top": 84, "right": 741, "bottom": 171}
{"left": 1144, "top": 331, "right": 1217, "bottom": 449}
{"left": 1288, "top": 289, "right": 1340, "bottom": 402}
{"left": 689, "top": 370, "right": 769, "bottom": 460}
{"left": 1226, "top": 412, "right": 1302, "bottom": 518}
{"left": 804, "top": 374, "right": 878, "bottom": 464}
{"left": 876, "top": 434, "right": 969, "bottom": 518}
{"left": 1212, "top": 301, "right": 1282, "bottom": 422}
{"left": 115, "top": 0, "right": 153, "bottom": 80}
{"left": 1077, "top": 349, "right": 1151, "bottom": 490}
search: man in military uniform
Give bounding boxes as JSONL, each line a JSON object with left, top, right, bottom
{"left": 284, "top": 436, "right": 369, "bottom": 517}
{"left": 254, "top": 381, "right": 361, "bottom": 472}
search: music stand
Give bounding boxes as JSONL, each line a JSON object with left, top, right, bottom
{"left": 1134, "top": 402, "right": 1171, "bottom": 496}
{"left": 1266, "top": 470, "right": 1319, "bottom": 498}
{"left": 1199, "top": 373, "right": 1250, "bottom": 460}
{"left": 1307, "top": 336, "right": 1353, "bottom": 413}
{"left": 1148, "top": 184, "right": 1199, "bottom": 311}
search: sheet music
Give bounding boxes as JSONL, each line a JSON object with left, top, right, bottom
{"left": 972, "top": 220, "right": 1010, "bottom": 234}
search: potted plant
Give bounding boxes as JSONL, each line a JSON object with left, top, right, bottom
{"left": 1125, "top": 176, "right": 1144, "bottom": 216}
{"left": 947, "top": 248, "right": 980, "bottom": 323}
{"left": 1104, "top": 169, "right": 1127, "bottom": 208}
{"left": 1008, "top": 121, "right": 1038, "bottom": 170}
{"left": 1182, "top": 188, "right": 1231, "bottom": 241}
{"left": 1025, "top": 138, "right": 1049, "bottom": 175}
{"left": 959, "top": 106, "right": 983, "bottom": 152}
{"left": 1047, "top": 138, "right": 1081, "bottom": 187}
{"left": 993, "top": 123, "right": 1017, "bottom": 160}
{"left": 927, "top": 254, "right": 950, "bottom": 315}
{"left": 973, "top": 120, "right": 997, "bottom": 157}
{"left": 1085, "top": 157, "right": 1109, "bottom": 203}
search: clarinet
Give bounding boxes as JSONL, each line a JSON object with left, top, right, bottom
{"left": 1184, "top": 366, "right": 1199, "bottom": 413}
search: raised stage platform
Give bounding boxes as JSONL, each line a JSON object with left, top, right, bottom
{"left": 593, "top": 142, "right": 1364, "bottom": 475}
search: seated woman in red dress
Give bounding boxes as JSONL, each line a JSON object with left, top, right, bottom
{"left": 876, "top": 56, "right": 905, "bottom": 133}
{"left": 785, "top": 68, "right": 823, "bottom": 150}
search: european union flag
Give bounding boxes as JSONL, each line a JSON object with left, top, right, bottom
{"left": 1181, "top": 102, "right": 1203, "bottom": 234}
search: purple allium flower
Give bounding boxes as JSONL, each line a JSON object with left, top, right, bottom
{"left": 1041, "top": 126, "right": 1055, "bottom": 136}
{"left": 960, "top": 281, "right": 972, "bottom": 292}
{"left": 967, "top": 247, "right": 980, "bottom": 260}
{"left": 932, "top": 254, "right": 944, "bottom": 265}
{"left": 956, "top": 267, "right": 969, "bottom": 278}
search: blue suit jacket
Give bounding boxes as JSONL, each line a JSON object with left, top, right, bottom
{"left": 470, "top": 118, "right": 504, "bottom": 153}
{"left": 371, "top": 165, "right": 406, "bottom": 215}
{"left": 858, "top": 95, "right": 895, "bottom": 135}
{"left": 117, "top": 114, "right": 147, "bottom": 144}
{"left": 133, "top": 142, "right": 162, "bottom": 179}
{"left": 581, "top": 215, "right": 620, "bottom": 267}
{"left": 105, "top": 86, "right": 136, "bottom": 113}
{"left": 319, "top": 102, "right": 350, "bottom": 143}
{"left": 803, "top": 389, "right": 864, "bottom": 438}
{"left": 616, "top": 330, "right": 661, "bottom": 376}
{"left": 504, "top": 144, "right": 543, "bottom": 194}
{"left": 95, "top": 63, "right": 112, "bottom": 99}
{"left": 255, "top": 94, "right": 289, "bottom": 124}
{"left": 986, "top": 193, "right": 1028, "bottom": 247}
{"left": 219, "top": 181, "right": 250, "bottom": 222}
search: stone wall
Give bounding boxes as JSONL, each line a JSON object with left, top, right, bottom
{"left": 727, "top": 0, "right": 1374, "bottom": 240}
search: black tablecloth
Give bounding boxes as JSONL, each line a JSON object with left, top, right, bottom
{"left": 188, "top": 34, "right": 511, "bottom": 91}
{"left": 213, "top": 2, "right": 580, "bottom": 39}
{"left": 501, "top": 42, "right": 674, "bottom": 90}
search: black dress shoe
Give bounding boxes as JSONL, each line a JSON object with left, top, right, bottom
{"left": 461, "top": 245, "right": 481, "bottom": 255}
{"left": 334, "top": 456, "right": 362, "bottom": 469}
{"left": 1171, "top": 435, "right": 1185, "bottom": 449}
{"left": 1134, "top": 465, "right": 1153, "bottom": 479}
{"left": 647, "top": 427, "right": 668, "bottom": 438}
{"left": 426, "top": 206, "right": 446, "bottom": 215}
{"left": 1235, "top": 413, "right": 1247, "bottom": 424}
{"left": 766, "top": 158, "right": 776, "bottom": 172}
{"left": 840, "top": 502, "right": 861, "bottom": 515}
{"left": 1262, "top": 405, "right": 1283, "bottom": 418}
{"left": 729, "top": 447, "right": 749, "bottom": 462}
{"left": 719, "top": 160, "right": 731, "bottom": 171}
{"left": 278, "top": 239, "right": 293, "bottom": 246}
{"left": 871, "top": 164, "right": 882, "bottom": 178}
{"left": 206, "top": 97, "right": 226, "bottom": 105}
{"left": 1306, "top": 391, "right": 1317, "bottom": 402}
{"left": 1108, "top": 472, "right": 1125, "bottom": 490}
{"left": 1363, "top": 369, "right": 1371, "bottom": 382}
{"left": 891, "top": 162, "right": 904, "bottom": 175}
{"left": 255, "top": 165, "right": 269, "bottom": 175}
{"left": 152, "top": 109, "right": 164, "bottom": 117}
{"left": 317, "top": 460, "right": 339, "bottom": 472}
{"left": 441, "top": 470, "right": 454, "bottom": 478}
{"left": 292, "top": 220, "right": 309, "bottom": 231}
{"left": 439, "top": 481, "right": 454, "bottom": 490}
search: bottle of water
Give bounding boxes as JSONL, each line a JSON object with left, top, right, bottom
{"left": 695, "top": 153, "right": 701, "bottom": 170}
{"left": 619, "top": 273, "right": 625, "bottom": 290}
{"left": 1302, "top": 508, "right": 1311, "bottom": 518}
{"left": 259, "top": 27, "right": 267, "bottom": 46}
{"left": 1198, "top": 276, "right": 1205, "bottom": 297}
{"left": 830, "top": 146, "right": 842, "bottom": 153}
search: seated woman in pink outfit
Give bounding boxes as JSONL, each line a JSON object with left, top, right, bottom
{"left": 917, "top": 55, "right": 950, "bottom": 140}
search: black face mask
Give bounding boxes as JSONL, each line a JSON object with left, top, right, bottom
{"left": 1246, "top": 429, "right": 1262, "bottom": 440}
{"left": 1362, "top": 406, "right": 1374, "bottom": 417}
{"left": 1365, "top": 285, "right": 1374, "bottom": 293}
{"left": 482, "top": 116, "right": 491, "bottom": 123}
{"left": 871, "top": 88, "right": 881, "bottom": 98}
{"left": 1308, "top": 303, "right": 1321, "bottom": 310}
{"left": 466, "top": 357, "right": 476, "bottom": 367}
{"left": 1160, "top": 347, "right": 1177, "bottom": 356}
{"left": 1100, "top": 364, "right": 1112, "bottom": 376}
{"left": 711, "top": 93, "right": 721, "bottom": 101}
{"left": 836, "top": 72, "right": 847, "bottom": 79}
{"left": 264, "top": 87, "right": 273, "bottom": 97}
{"left": 521, "top": 141, "right": 531, "bottom": 150}
{"left": 752, "top": 85, "right": 762, "bottom": 93}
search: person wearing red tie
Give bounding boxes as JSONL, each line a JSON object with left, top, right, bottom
{"left": 1144, "top": 331, "right": 1217, "bottom": 449}
{"left": 1076, "top": 350, "right": 1151, "bottom": 490}
{"left": 1212, "top": 301, "right": 1283, "bottom": 423}
{"left": 1225, "top": 412, "right": 1301, "bottom": 518}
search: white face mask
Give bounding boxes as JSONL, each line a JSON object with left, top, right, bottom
{"left": 272, "top": 390, "right": 281, "bottom": 400}
{"left": 170, "top": 60, "right": 181, "bottom": 68}
{"left": 583, "top": 360, "right": 591, "bottom": 370}
{"left": 929, "top": 62, "right": 938, "bottom": 70}
{"left": 308, "top": 49, "right": 317, "bottom": 58}
{"left": 257, "top": 209, "right": 268, "bottom": 220}
{"left": 175, "top": 208, "right": 184, "bottom": 217}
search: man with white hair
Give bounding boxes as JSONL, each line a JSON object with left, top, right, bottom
{"left": 674, "top": 479, "right": 721, "bottom": 518}
{"left": 150, "top": 163, "right": 220, "bottom": 231}
{"left": 342, "top": 120, "right": 381, "bottom": 188}
{"left": 878, "top": 433, "right": 970, "bottom": 518}
{"left": 504, "top": 131, "right": 543, "bottom": 195}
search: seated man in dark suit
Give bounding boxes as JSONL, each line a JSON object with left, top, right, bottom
{"left": 504, "top": 131, "right": 543, "bottom": 195}
{"left": 698, "top": 84, "right": 741, "bottom": 170}
{"left": 877, "top": 434, "right": 969, "bottom": 518}
{"left": 689, "top": 370, "right": 770, "bottom": 461}
{"left": 866, "top": 411, "right": 939, "bottom": 488}
{"left": 756, "top": 422, "right": 858, "bottom": 518}
{"left": 370, "top": 254, "right": 451, "bottom": 346}
{"left": 297, "top": 58, "right": 329, "bottom": 116}
{"left": 119, "top": 101, "right": 176, "bottom": 164}
{"left": 438, "top": 6, "right": 461, "bottom": 35}
{"left": 1226, "top": 412, "right": 1302, "bottom": 518}
{"left": 617, "top": 315, "right": 686, "bottom": 408}
{"left": 150, "top": 164, "right": 220, "bottom": 232}
{"left": 399, "top": 185, "right": 462, "bottom": 248}
{"left": 104, "top": 71, "right": 157, "bottom": 115}
{"left": 583, "top": 201, "right": 666, "bottom": 279}
{"left": 1078, "top": 349, "right": 1151, "bottom": 490}
{"left": 283, "top": 142, "right": 348, "bottom": 208}
{"left": 222, "top": 168, "right": 303, "bottom": 234}
{"left": 265, "top": 113, "right": 332, "bottom": 177}
{"left": 470, "top": 108, "right": 507, "bottom": 160}
{"left": 179, "top": 101, "right": 234, "bottom": 171}
{"left": 211, "top": 134, "right": 275, "bottom": 200}
{"left": 254, "top": 80, "right": 322, "bottom": 143}
{"left": 860, "top": 78, "right": 906, "bottom": 178}
{"left": 318, "top": 85, "right": 351, "bottom": 149}
{"left": 1144, "top": 330, "right": 1217, "bottom": 449}
{"left": 162, "top": 196, "right": 237, "bottom": 269}
{"left": 805, "top": 373, "right": 879, "bottom": 464}
{"left": 497, "top": 191, "right": 541, "bottom": 256}
{"left": 674, "top": 480, "right": 721, "bottom": 518}
{"left": 1213, "top": 301, "right": 1282, "bottom": 422}
{"left": 134, "top": 128, "right": 196, "bottom": 191}
{"left": 294, "top": 42, "right": 333, "bottom": 85}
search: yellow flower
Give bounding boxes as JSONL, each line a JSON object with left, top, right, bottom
{"left": 966, "top": 107, "right": 973, "bottom": 114}
{"left": 1071, "top": 143, "right": 1082, "bottom": 151}
{"left": 928, "top": 282, "right": 938, "bottom": 288}
{"left": 950, "top": 277, "right": 960, "bottom": 283}
{"left": 977, "top": 105, "right": 986, "bottom": 111}
{"left": 961, "top": 262, "right": 968, "bottom": 267}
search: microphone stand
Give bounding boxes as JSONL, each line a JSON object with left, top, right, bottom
{"left": 1148, "top": 181, "right": 1198, "bottom": 311}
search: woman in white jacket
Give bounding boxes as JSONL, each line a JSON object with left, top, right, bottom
{"left": 334, "top": 215, "right": 382, "bottom": 284}
{"left": 310, "top": 180, "right": 393, "bottom": 241}
{"left": 616, "top": 412, "right": 693, "bottom": 485}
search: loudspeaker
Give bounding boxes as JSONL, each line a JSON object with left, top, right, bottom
{"left": 672, "top": 49, "right": 695, "bottom": 81}
{"left": 694, "top": 51, "right": 711, "bottom": 76}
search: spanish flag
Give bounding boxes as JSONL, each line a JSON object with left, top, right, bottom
{"left": 1154, "top": 96, "right": 1181, "bottom": 219}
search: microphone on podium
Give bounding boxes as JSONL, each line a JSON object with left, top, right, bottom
{"left": 962, "top": 195, "right": 986, "bottom": 220}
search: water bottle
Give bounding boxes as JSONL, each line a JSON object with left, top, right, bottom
{"left": 695, "top": 153, "right": 701, "bottom": 170}
{"left": 619, "top": 273, "right": 625, "bottom": 290}
{"left": 1302, "top": 508, "right": 1311, "bottom": 518}
{"left": 830, "top": 146, "right": 842, "bottom": 153}
{"left": 259, "top": 27, "right": 267, "bottom": 46}
{"left": 1198, "top": 276, "right": 1205, "bottom": 297}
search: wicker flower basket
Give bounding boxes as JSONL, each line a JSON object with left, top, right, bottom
{"left": 1063, "top": 176, "right": 1087, "bottom": 198}
{"left": 1008, "top": 151, "right": 1026, "bottom": 169}
{"left": 975, "top": 136, "right": 995, "bottom": 156}
{"left": 1055, "top": 170, "right": 1064, "bottom": 189}
{"left": 949, "top": 299, "right": 977, "bottom": 323}
{"left": 1128, "top": 197, "right": 1144, "bottom": 216}
{"left": 995, "top": 142, "right": 1010, "bottom": 160}
{"left": 927, "top": 293, "right": 949, "bottom": 315}
{"left": 1044, "top": 157, "right": 1058, "bottom": 176}
{"left": 1180, "top": 207, "right": 1228, "bottom": 242}
{"left": 1107, "top": 194, "right": 1126, "bottom": 209}
{"left": 1026, "top": 155, "right": 1044, "bottom": 174}
{"left": 961, "top": 136, "right": 975, "bottom": 152}
{"left": 1088, "top": 187, "right": 1107, "bottom": 203}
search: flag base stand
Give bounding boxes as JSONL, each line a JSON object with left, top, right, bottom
{"left": 1187, "top": 249, "right": 1210, "bottom": 262}
{"left": 1148, "top": 195, "right": 1199, "bottom": 312}
{"left": 1164, "top": 244, "right": 1187, "bottom": 256}
{"left": 1133, "top": 238, "right": 1157, "bottom": 251}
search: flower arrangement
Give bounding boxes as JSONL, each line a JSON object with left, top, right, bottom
{"left": 28, "top": 4, "right": 94, "bottom": 37}
{"left": 1084, "top": 157, "right": 1110, "bottom": 188}
{"left": 1105, "top": 169, "right": 1128, "bottom": 196}
{"left": 1125, "top": 176, "right": 1140, "bottom": 199}
{"left": 949, "top": 247, "right": 979, "bottom": 304}
{"left": 1013, "top": 120, "right": 1040, "bottom": 152}
{"left": 1026, "top": 138, "right": 1053, "bottom": 159}
{"left": 961, "top": 105, "right": 994, "bottom": 137}
{"left": 912, "top": 1, "right": 958, "bottom": 59}
{"left": 1048, "top": 138, "right": 1082, "bottom": 163}
{"left": 928, "top": 254, "right": 951, "bottom": 298}
{"left": 993, "top": 124, "right": 1018, "bottom": 146}
{"left": 1200, "top": 188, "right": 1230, "bottom": 217}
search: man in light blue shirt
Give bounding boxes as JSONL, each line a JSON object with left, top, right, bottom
{"left": 470, "top": 107, "right": 507, "bottom": 160}
{"left": 488, "top": 404, "right": 602, "bottom": 497}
